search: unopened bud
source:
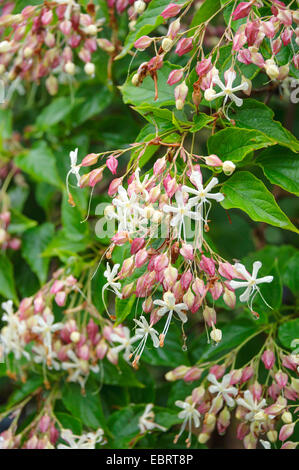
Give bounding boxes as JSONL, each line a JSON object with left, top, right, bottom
{"left": 222, "top": 160, "right": 236, "bottom": 176}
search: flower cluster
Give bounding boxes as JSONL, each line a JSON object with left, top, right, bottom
{"left": 130, "top": 0, "right": 299, "bottom": 113}
{"left": 165, "top": 348, "right": 299, "bottom": 449}
{"left": 0, "top": 269, "right": 131, "bottom": 390}
{"left": 0, "top": 210, "right": 21, "bottom": 251}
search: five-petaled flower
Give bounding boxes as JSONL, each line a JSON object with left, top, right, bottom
{"left": 154, "top": 291, "right": 188, "bottom": 346}
{"left": 204, "top": 69, "right": 249, "bottom": 107}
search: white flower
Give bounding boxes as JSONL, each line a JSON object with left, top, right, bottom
{"left": 133, "top": 167, "right": 150, "bottom": 201}
{"left": 204, "top": 69, "right": 249, "bottom": 107}
{"left": 260, "top": 439, "right": 271, "bottom": 449}
{"left": 174, "top": 396, "right": 201, "bottom": 447}
{"left": 31, "top": 310, "right": 63, "bottom": 358}
{"left": 208, "top": 373, "right": 238, "bottom": 407}
{"left": 130, "top": 316, "right": 159, "bottom": 368}
{"left": 103, "top": 263, "right": 122, "bottom": 298}
{"left": 236, "top": 390, "right": 267, "bottom": 422}
{"left": 61, "top": 350, "right": 99, "bottom": 389}
{"left": 138, "top": 404, "right": 167, "bottom": 434}
{"left": 112, "top": 185, "right": 145, "bottom": 232}
{"left": 1, "top": 300, "right": 29, "bottom": 360}
{"left": 229, "top": 261, "right": 273, "bottom": 311}
{"left": 153, "top": 291, "right": 188, "bottom": 345}
{"left": 68, "top": 148, "right": 80, "bottom": 187}
{"left": 163, "top": 190, "right": 199, "bottom": 240}
{"left": 58, "top": 428, "right": 105, "bottom": 449}
{"left": 182, "top": 172, "right": 224, "bottom": 249}
{"left": 110, "top": 326, "right": 139, "bottom": 362}
{"left": 32, "top": 344, "right": 61, "bottom": 371}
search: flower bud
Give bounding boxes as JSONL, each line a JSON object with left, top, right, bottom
{"left": 198, "top": 433, "right": 210, "bottom": 444}
{"left": 161, "top": 3, "right": 182, "bottom": 20}
{"left": 282, "top": 411, "right": 293, "bottom": 424}
{"left": 175, "top": 37, "right": 193, "bottom": 57}
{"left": 84, "top": 62, "right": 95, "bottom": 76}
{"left": 204, "top": 154, "right": 223, "bottom": 167}
{"left": 265, "top": 59, "right": 279, "bottom": 80}
{"left": 174, "top": 80, "right": 188, "bottom": 110}
{"left": 210, "top": 328, "right": 222, "bottom": 343}
{"left": 122, "top": 282, "right": 135, "bottom": 299}
{"left": 184, "top": 367, "right": 203, "bottom": 382}
{"left": 65, "top": 61, "right": 75, "bottom": 75}
{"left": 165, "top": 365, "right": 189, "bottom": 381}
{"left": 222, "top": 160, "right": 236, "bottom": 175}
{"left": 167, "top": 18, "right": 181, "bottom": 39}
{"left": 262, "top": 350, "right": 275, "bottom": 370}
{"left": 88, "top": 168, "right": 103, "bottom": 187}
{"left": 153, "top": 157, "right": 166, "bottom": 175}
{"left": 183, "top": 288, "right": 195, "bottom": 309}
{"left": 134, "top": 35, "right": 152, "bottom": 50}
{"left": 134, "top": 0, "right": 146, "bottom": 14}
{"left": 180, "top": 243, "right": 194, "bottom": 261}
{"left": 232, "top": 2, "right": 253, "bottom": 21}
{"left": 223, "top": 288, "right": 236, "bottom": 309}
{"left": 70, "top": 331, "right": 80, "bottom": 343}
{"left": 279, "top": 423, "right": 295, "bottom": 442}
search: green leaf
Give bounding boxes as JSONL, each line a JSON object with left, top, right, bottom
{"left": 72, "top": 85, "right": 112, "bottom": 127}
{"left": 257, "top": 146, "right": 299, "bottom": 196}
{"left": 36, "top": 97, "right": 74, "bottom": 131}
{"left": 190, "top": 113, "right": 214, "bottom": 133}
{"left": 142, "top": 325, "right": 190, "bottom": 367}
{"left": 107, "top": 405, "right": 143, "bottom": 448}
{"left": 55, "top": 412, "right": 83, "bottom": 435}
{"left": 116, "top": 0, "right": 187, "bottom": 59}
{"left": 22, "top": 223, "right": 55, "bottom": 284}
{"left": 115, "top": 295, "right": 136, "bottom": 325}
{"left": 0, "top": 108, "right": 12, "bottom": 140}
{"left": 208, "top": 128, "right": 273, "bottom": 162}
{"left": 120, "top": 62, "right": 177, "bottom": 108}
{"left": 221, "top": 171, "right": 299, "bottom": 234}
{"left": 7, "top": 209, "right": 37, "bottom": 234}
{"left": 232, "top": 99, "right": 299, "bottom": 152}
{"left": 282, "top": 252, "right": 299, "bottom": 296}
{"left": 278, "top": 320, "right": 299, "bottom": 350}
{"left": 42, "top": 229, "right": 89, "bottom": 262}
{"left": 191, "top": 317, "right": 259, "bottom": 364}
{"left": 62, "top": 381, "right": 105, "bottom": 430}
{"left": 61, "top": 193, "right": 89, "bottom": 241}
{"left": 15, "top": 141, "right": 62, "bottom": 188}
{"left": 0, "top": 254, "right": 18, "bottom": 303}
{"left": 6, "top": 375, "right": 43, "bottom": 408}
{"left": 101, "top": 358, "right": 144, "bottom": 388}
{"left": 191, "top": 0, "right": 221, "bottom": 28}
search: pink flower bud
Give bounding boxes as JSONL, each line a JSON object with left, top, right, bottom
{"left": 119, "top": 256, "right": 135, "bottom": 278}
{"left": 261, "top": 20, "right": 276, "bottom": 38}
{"left": 275, "top": 370, "right": 288, "bottom": 388}
{"left": 134, "top": 35, "right": 152, "bottom": 50}
{"left": 183, "top": 367, "right": 203, "bottom": 383}
{"left": 230, "top": 369, "right": 242, "bottom": 385}
{"left": 204, "top": 154, "right": 223, "bottom": 167}
{"left": 8, "top": 238, "right": 21, "bottom": 250}
{"left": 50, "top": 280, "right": 64, "bottom": 294}
{"left": 122, "top": 282, "right": 135, "bottom": 299}
{"left": 277, "top": 9, "right": 293, "bottom": 26}
{"left": 39, "top": 415, "right": 51, "bottom": 433}
{"left": 241, "top": 366, "right": 254, "bottom": 383}
{"left": 77, "top": 344, "right": 89, "bottom": 360}
{"left": 89, "top": 168, "right": 104, "bottom": 187}
{"left": 199, "top": 255, "right": 215, "bottom": 277}
{"left": 209, "top": 282, "right": 223, "bottom": 301}
{"left": 249, "top": 382, "right": 263, "bottom": 401}
{"left": 161, "top": 3, "right": 182, "bottom": 20}
{"left": 281, "top": 441, "right": 298, "bottom": 449}
{"left": 281, "top": 28, "right": 293, "bottom": 45}
{"left": 294, "top": 55, "right": 299, "bottom": 70}
{"left": 163, "top": 175, "right": 178, "bottom": 198}
{"left": 180, "top": 243, "right": 194, "bottom": 261}
{"left": 279, "top": 423, "right": 295, "bottom": 442}
{"left": 112, "top": 231, "right": 129, "bottom": 245}
{"left": 251, "top": 51, "right": 265, "bottom": 67}
{"left": 183, "top": 288, "right": 195, "bottom": 309}
{"left": 55, "top": 291, "right": 66, "bottom": 307}
{"left": 165, "top": 365, "right": 189, "bottom": 381}
{"left": 81, "top": 153, "right": 99, "bottom": 167}
{"left": 262, "top": 350, "right": 275, "bottom": 370}
{"left": 268, "top": 383, "right": 280, "bottom": 401}
{"left": 217, "top": 407, "right": 230, "bottom": 435}
{"left": 96, "top": 339, "right": 108, "bottom": 359}
{"left": 167, "top": 18, "right": 181, "bottom": 39}
{"left": 245, "top": 21, "right": 260, "bottom": 46}
{"left": 86, "top": 319, "right": 99, "bottom": 344}
{"left": 196, "top": 57, "right": 212, "bottom": 77}
{"left": 41, "top": 9, "right": 53, "bottom": 25}
{"left": 175, "top": 37, "right": 193, "bottom": 57}
{"left": 192, "top": 386, "right": 205, "bottom": 403}
{"left": 181, "top": 269, "right": 193, "bottom": 290}
{"left": 60, "top": 19, "right": 72, "bottom": 35}
{"left": 192, "top": 278, "right": 205, "bottom": 296}
{"left": 142, "top": 296, "right": 153, "bottom": 313}
{"left": 203, "top": 306, "right": 216, "bottom": 327}
{"left": 108, "top": 178, "right": 123, "bottom": 196}
{"left": 218, "top": 262, "right": 238, "bottom": 280}
{"left": 238, "top": 48, "right": 253, "bottom": 65}
{"left": 167, "top": 68, "right": 184, "bottom": 86}
{"left": 34, "top": 294, "right": 44, "bottom": 314}
{"left": 232, "top": 2, "right": 253, "bottom": 21}
{"left": 135, "top": 248, "right": 148, "bottom": 267}
{"left": 272, "top": 38, "right": 282, "bottom": 55}
{"left": 131, "top": 237, "right": 145, "bottom": 254}
{"left": 237, "top": 422, "right": 249, "bottom": 440}
{"left": 153, "top": 157, "right": 167, "bottom": 175}
{"left": 163, "top": 265, "right": 178, "bottom": 289}
{"left": 223, "top": 288, "right": 236, "bottom": 309}
{"left": 106, "top": 155, "right": 118, "bottom": 175}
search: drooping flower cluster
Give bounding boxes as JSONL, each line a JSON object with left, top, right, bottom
{"left": 0, "top": 269, "right": 132, "bottom": 390}
{"left": 165, "top": 346, "right": 299, "bottom": 449}
{"left": 129, "top": 0, "right": 299, "bottom": 113}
